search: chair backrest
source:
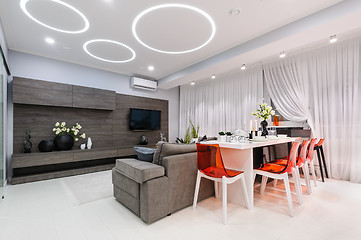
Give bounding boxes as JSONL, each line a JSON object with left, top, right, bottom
{"left": 284, "top": 141, "right": 301, "bottom": 173}
{"left": 307, "top": 138, "right": 317, "bottom": 162}
{"left": 298, "top": 140, "right": 310, "bottom": 165}
{"left": 314, "top": 138, "right": 325, "bottom": 148}
{"left": 196, "top": 143, "right": 232, "bottom": 178}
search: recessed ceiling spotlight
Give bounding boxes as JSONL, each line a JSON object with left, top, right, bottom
{"left": 20, "top": 0, "right": 89, "bottom": 34}
{"left": 45, "top": 37, "right": 55, "bottom": 44}
{"left": 132, "top": 4, "right": 216, "bottom": 54}
{"left": 211, "top": 74, "right": 216, "bottom": 79}
{"left": 83, "top": 39, "right": 136, "bottom": 63}
{"left": 190, "top": 81, "right": 195, "bottom": 85}
{"left": 241, "top": 64, "right": 246, "bottom": 70}
{"left": 329, "top": 35, "right": 337, "bottom": 43}
{"left": 279, "top": 51, "right": 286, "bottom": 58}
{"left": 230, "top": 8, "right": 240, "bottom": 16}
{"left": 148, "top": 65, "right": 154, "bottom": 71}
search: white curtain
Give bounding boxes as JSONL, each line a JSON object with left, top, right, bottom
{"left": 264, "top": 37, "right": 361, "bottom": 183}
{"left": 179, "top": 66, "right": 263, "bottom": 138}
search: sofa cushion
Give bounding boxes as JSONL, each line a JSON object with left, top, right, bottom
{"left": 115, "top": 158, "right": 165, "bottom": 184}
{"left": 134, "top": 147, "right": 155, "bottom": 162}
{"left": 152, "top": 141, "right": 197, "bottom": 165}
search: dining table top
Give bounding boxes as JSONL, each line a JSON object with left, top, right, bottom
{"left": 202, "top": 137, "right": 296, "bottom": 150}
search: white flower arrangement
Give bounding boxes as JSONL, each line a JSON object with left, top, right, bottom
{"left": 53, "top": 122, "right": 86, "bottom": 141}
{"left": 251, "top": 103, "right": 276, "bottom": 121}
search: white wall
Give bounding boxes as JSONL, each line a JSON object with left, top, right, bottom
{"left": 8, "top": 50, "right": 180, "bottom": 143}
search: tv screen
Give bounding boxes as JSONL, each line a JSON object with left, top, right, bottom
{"left": 130, "top": 108, "right": 161, "bottom": 130}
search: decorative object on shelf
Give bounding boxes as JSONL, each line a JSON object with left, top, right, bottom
{"left": 140, "top": 135, "right": 148, "bottom": 145}
{"left": 53, "top": 122, "right": 86, "bottom": 151}
{"left": 273, "top": 115, "right": 280, "bottom": 126}
{"left": 87, "top": 137, "right": 92, "bottom": 149}
{"left": 160, "top": 132, "right": 167, "bottom": 142}
{"left": 38, "top": 139, "right": 54, "bottom": 152}
{"left": 80, "top": 143, "right": 86, "bottom": 150}
{"left": 23, "top": 130, "right": 32, "bottom": 153}
{"left": 226, "top": 132, "right": 233, "bottom": 142}
{"left": 218, "top": 131, "right": 226, "bottom": 142}
{"left": 251, "top": 103, "right": 276, "bottom": 136}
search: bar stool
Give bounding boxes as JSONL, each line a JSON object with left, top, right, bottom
{"left": 314, "top": 139, "right": 328, "bottom": 182}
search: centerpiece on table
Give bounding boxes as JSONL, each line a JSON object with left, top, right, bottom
{"left": 251, "top": 103, "right": 276, "bottom": 136}
{"left": 53, "top": 122, "right": 86, "bottom": 151}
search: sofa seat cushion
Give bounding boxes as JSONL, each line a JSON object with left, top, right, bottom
{"left": 115, "top": 158, "right": 165, "bottom": 184}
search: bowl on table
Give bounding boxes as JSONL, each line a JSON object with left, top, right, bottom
{"left": 277, "top": 134, "right": 288, "bottom": 139}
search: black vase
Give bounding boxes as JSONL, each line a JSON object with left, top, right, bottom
{"left": 261, "top": 120, "right": 268, "bottom": 136}
{"left": 140, "top": 135, "right": 148, "bottom": 145}
{"left": 38, "top": 140, "right": 55, "bottom": 152}
{"left": 54, "top": 134, "right": 74, "bottom": 151}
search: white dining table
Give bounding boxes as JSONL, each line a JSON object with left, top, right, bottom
{"left": 201, "top": 138, "right": 296, "bottom": 209}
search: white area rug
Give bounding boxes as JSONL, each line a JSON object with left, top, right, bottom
{"left": 61, "top": 170, "right": 113, "bottom": 205}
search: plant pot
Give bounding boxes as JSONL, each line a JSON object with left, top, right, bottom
{"left": 261, "top": 120, "right": 268, "bottom": 136}
{"left": 38, "top": 139, "right": 55, "bottom": 152}
{"left": 54, "top": 134, "right": 74, "bottom": 151}
{"left": 218, "top": 135, "right": 226, "bottom": 142}
{"left": 226, "top": 136, "right": 232, "bottom": 142}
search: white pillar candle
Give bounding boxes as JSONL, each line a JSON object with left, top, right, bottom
{"left": 254, "top": 120, "right": 258, "bottom": 131}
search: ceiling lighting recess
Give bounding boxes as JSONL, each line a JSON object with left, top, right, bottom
{"left": 148, "top": 65, "right": 154, "bottom": 71}
{"left": 20, "top": 0, "right": 89, "bottom": 34}
{"left": 211, "top": 74, "right": 216, "bottom": 79}
{"left": 132, "top": 4, "right": 216, "bottom": 54}
{"left": 329, "top": 35, "right": 337, "bottom": 43}
{"left": 83, "top": 39, "right": 136, "bottom": 63}
{"left": 279, "top": 51, "right": 286, "bottom": 58}
{"left": 241, "top": 64, "right": 246, "bottom": 70}
{"left": 45, "top": 37, "right": 55, "bottom": 44}
{"left": 230, "top": 8, "right": 240, "bottom": 16}
{"left": 190, "top": 81, "right": 195, "bottom": 85}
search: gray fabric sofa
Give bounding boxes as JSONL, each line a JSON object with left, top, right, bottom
{"left": 112, "top": 142, "right": 214, "bottom": 224}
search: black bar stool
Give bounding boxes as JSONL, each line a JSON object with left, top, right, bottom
{"left": 314, "top": 139, "right": 328, "bottom": 182}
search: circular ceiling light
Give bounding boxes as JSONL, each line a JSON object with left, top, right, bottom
{"left": 83, "top": 39, "right": 136, "bottom": 63}
{"left": 20, "top": 0, "right": 89, "bottom": 34}
{"left": 132, "top": 4, "right": 216, "bottom": 54}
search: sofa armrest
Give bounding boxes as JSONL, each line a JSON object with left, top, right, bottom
{"left": 115, "top": 158, "right": 165, "bottom": 184}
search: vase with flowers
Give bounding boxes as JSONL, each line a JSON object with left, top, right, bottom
{"left": 251, "top": 103, "right": 276, "bottom": 136}
{"left": 53, "top": 122, "right": 86, "bottom": 151}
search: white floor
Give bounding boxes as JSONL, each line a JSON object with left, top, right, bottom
{"left": 0, "top": 171, "right": 360, "bottom": 240}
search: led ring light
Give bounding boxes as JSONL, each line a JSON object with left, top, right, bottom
{"left": 132, "top": 4, "right": 216, "bottom": 54}
{"left": 83, "top": 39, "right": 136, "bottom": 63}
{"left": 20, "top": 0, "right": 89, "bottom": 34}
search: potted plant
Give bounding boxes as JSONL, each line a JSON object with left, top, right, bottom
{"left": 226, "top": 132, "right": 233, "bottom": 142}
{"left": 53, "top": 122, "right": 86, "bottom": 150}
{"left": 218, "top": 131, "right": 226, "bottom": 142}
{"left": 251, "top": 103, "right": 276, "bottom": 136}
{"left": 189, "top": 119, "right": 199, "bottom": 143}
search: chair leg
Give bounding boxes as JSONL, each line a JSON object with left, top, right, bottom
{"left": 214, "top": 181, "right": 219, "bottom": 198}
{"left": 240, "top": 174, "right": 250, "bottom": 209}
{"left": 316, "top": 148, "right": 325, "bottom": 182}
{"left": 320, "top": 146, "right": 329, "bottom": 178}
{"left": 260, "top": 176, "right": 268, "bottom": 195}
{"left": 283, "top": 175, "right": 294, "bottom": 217}
{"left": 253, "top": 171, "right": 257, "bottom": 184}
{"left": 222, "top": 176, "right": 227, "bottom": 225}
{"left": 303, "top": 164, "right": 312, "bottom": 194}
{"left": 292, "top": 169, "right": 303, "bottom": 205}
{"left": 273, "top": 179, "right": 278, "bottom": 187}
{"left": 193, "top": 171, "right": 201, "bottom": 210}
{"left": 309, "top": 161, "right": 317, "bottom": 187}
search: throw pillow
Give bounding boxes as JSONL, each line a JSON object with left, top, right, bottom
{"left": 134, "top": 147, "right": 156, "bottom": 162}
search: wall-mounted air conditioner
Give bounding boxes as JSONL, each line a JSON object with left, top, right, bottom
{"left": 130, "top": 77, "right": 157, "bottom": 91}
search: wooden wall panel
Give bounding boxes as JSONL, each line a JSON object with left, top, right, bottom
{"left": 72, "top": 85, "right": 116, "bottom": 110}
{"left": 13, "top": 77, "right": 73, "bottom": 107}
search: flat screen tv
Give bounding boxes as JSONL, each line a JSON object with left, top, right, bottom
{"left": 129, "top": 108, "right": 161, "bottom": 130}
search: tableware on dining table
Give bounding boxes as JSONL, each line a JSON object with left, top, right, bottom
{"left": 251, "top": 136, "right": 269, "bottom": 142}
{"left": 267, "top": 135, "right": 278, "bottom": 140}
{"left": 277, "top": 134, "right": 288, "bottom": 138}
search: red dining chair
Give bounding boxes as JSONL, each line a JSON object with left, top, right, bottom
{"left": 193, "top": 143, "right": 250, "bottom": 224}
{"left": 271, "top": 140, "right": 312, "bottom": 195}
{"left": 253, "top": 142, "right": 301, "bottom": 217}
{"left": 314, "top": 139, "right": 328, "bottom": 182}
{"left": 306, "top": 138, "right": 318, "bottom": 190}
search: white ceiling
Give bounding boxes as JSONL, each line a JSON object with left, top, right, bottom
{"left": 0, "top": 0, "right": 347, "bottom": 87}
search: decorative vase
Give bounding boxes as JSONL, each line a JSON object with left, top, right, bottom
{"left": 54, "top": 134, "right": 74, "bottom": 151}
{"left": 140, "top": 135, "right": 148, "bottom": 145}
{"left": 38, "top": 139, "right": 55, "bottom": 152}
{"left": 87, "top": 137, "right": 92, "bottom": 149}
{"left": 261, "top": 120, "right": 268, "bottom": 136}
{"left": 219, "top": 135, "right": 226, "bottom": 142}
